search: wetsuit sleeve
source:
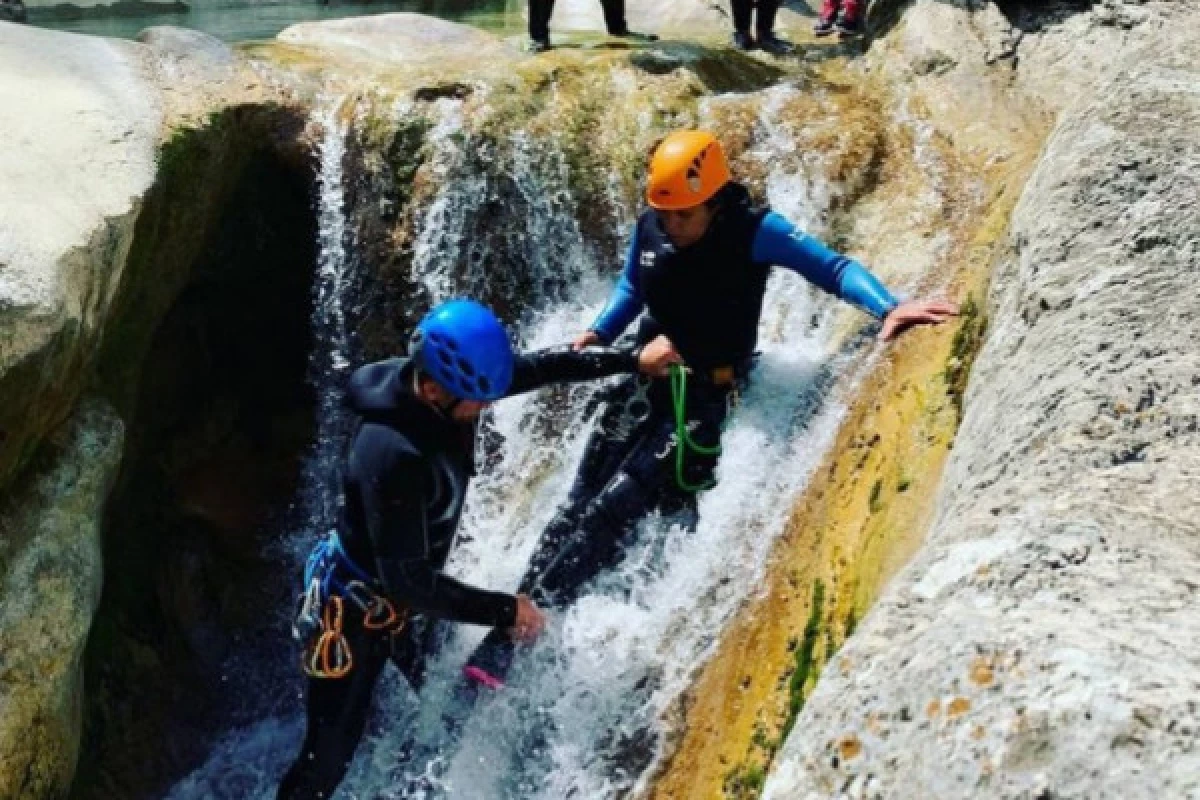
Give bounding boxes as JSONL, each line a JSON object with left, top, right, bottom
{"left": 366, "top": 442, "right": 517, "bottom": 628}
{"left": 588, "top": 234, "right": 645, "bottom": 343}
{"left": 506, "top": 345, "right": 640, "bottom": 397}
{"left": 753, "top": 212, "right": 899, "bottom": 320}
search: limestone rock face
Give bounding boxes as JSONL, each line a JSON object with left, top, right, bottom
{"left": 763, "top": 23, "right": 1200, "bottom": 800}
{"left": 277, "top": 13, "right": 515, "bottom": 69}
{"left": 0, "top": 24, "right": 159, "bottom": 488}
{"left": 0, "top": 400, "right": 124, "bottom": 799}
{"left": 138, "top": 25, "right": 235, "bottom": 75}
{"left": 0, "top": 21, "right": 286, "bottom": 799}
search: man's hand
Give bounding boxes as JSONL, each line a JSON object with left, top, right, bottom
{"left": 510, "top": 594, "right": 545, "bottom": 643}
{"left": 572, "top": 330, "right": 603, "bottom": 351}
{"left": 637, "top": 334, "right": 684, "bottom": 378}
{"left": 880, "top": 300, "right": 959, "bottom": 342}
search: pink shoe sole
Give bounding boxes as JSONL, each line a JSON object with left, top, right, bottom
{"left": 463, "top": 665, "right": 505, "bottom": 690}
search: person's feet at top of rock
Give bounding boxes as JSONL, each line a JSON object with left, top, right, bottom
{"left": 758, "top": 32, "right": 796, "bottom": 55}
{"left": 835, "top": 13, "right": 864, "bottom": 37}
{"left": 732, "top": 30, "right": 757, "bottom": 50}
{"left": 610, "top": 28, "right": 659, "bottom": 42}
{"left": 813, "top": 15, "right": 836, "bottom": 36}
{"left": 527, "top": 36, "right": 552, "bottom": 53}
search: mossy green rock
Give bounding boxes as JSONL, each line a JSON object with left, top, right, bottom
{"left": 0, "top": 400, "right": 123, "bottom": 798}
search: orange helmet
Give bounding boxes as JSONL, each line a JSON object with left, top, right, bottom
{"left": 645, "top": 130, "right": 732, "bottom": 211}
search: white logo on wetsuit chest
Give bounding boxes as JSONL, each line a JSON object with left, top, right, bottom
{"left": 640, "top": 251, "right": 657, "bottom": 267}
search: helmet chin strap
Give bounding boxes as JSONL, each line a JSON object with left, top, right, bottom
{"left": 413, "top": 372, "right": 463, "bottom": 417}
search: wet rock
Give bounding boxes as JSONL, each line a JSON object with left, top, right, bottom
{"left": 0, "top": 21, "right": 289, "bottom": 798}
{"left": 277, "top": 13, "right": 514, "bottom": 69}
{"left": 138, "top": 26, "right": 235, "bottom": 82}
{"left": 0, "top": 400, "right": 124, "bottom": 799}
{"left": 764, "top": 15, "right": 1200, "bottom": 800}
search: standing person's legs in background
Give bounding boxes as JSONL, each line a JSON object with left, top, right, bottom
{"left": 602, "top": 0, "right": 660, "bottom": 41}
{"left": 835, "top": 0, "right": 864, "bottom": 37}
{"left": 527, "top": 0, "right": 657, "bottom": 52}
{"left": 528, "top": 0, "right": 555, "bottom": 51}
{"left": 731, "top": 0, "right": 757, "bottom": 49}
{"left": 814, "top": 0, "right": 840, "bottom": 35}
{"left": 755, "top": 0, "right": 797, "bottom": 54}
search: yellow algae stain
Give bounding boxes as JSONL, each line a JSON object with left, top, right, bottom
{"left": 927, "top": 699, "right": 942, "bottom": 719}
{"left": 948, "top": 697, "right": 972, "bottom": 718}
{"left": 970, "top": 656, "right": 996, "bottom": 688}
{"left": 838, "top": 734, "right": 864, "bottom": 761}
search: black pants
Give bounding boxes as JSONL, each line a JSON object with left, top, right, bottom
{"left": 529, "top": 0, "right": 627, "bottom": 41}
{"left": 731, "top": 0, "right": 782, "bottom": 35}
{"left": 466, "top": 373, "right": 734, "bottom": 679}
{"left": 276, "top": 613, "right": 436, "bottom": 800}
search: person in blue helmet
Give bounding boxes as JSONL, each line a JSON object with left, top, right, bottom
{"left": 277, "top": 300, "right": 677, "bottom": 800}
{"left": 462, "top": 131, "right": 957, "bottom": 688}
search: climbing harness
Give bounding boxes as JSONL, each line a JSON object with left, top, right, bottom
{"left": 669, "top": 364, "right": 730, "bottom": 493}
{"left": 294, "top": 531, "right": 407, "bottom": 679}
{"left": 609, "top": 375, "right": 654, "bottom": 441}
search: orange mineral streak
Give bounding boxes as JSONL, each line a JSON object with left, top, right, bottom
{"left": 948, "top": 697, "right": 973, "bottom": 718}
{"left": 970, "top": 656, "right": 997, "bottom": 687}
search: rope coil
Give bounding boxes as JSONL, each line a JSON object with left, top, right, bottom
{"left": 669, "top": 364, "right": 724, "bottom": 493}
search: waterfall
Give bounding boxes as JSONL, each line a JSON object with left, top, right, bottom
{"left": 295, "top": 100, "right": 357, "bottom": 542}
{"left": 329, "top": 94, "right": 880, "bottom": 798}
{"left": 165, "top": 90, "right": 893, "bottom": 800}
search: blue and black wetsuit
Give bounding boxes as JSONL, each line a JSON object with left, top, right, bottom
{"left": 278, "top": 347, "right": 641, "bottom": 800}
{"left": 465, "top": 182, "right": 897, "bottom": 682}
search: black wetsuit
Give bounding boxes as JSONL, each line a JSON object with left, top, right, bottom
{"left": 277, "top": 346, "right": 640, "bottom": 800}
{"left": 529, "top": 0, "right": 629, "bottom": 43}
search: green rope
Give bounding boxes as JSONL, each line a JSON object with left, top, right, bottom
{"left": 670, "top": 364, "right": 722, "bottom": 493}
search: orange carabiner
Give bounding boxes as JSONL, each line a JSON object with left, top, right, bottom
{"left": 363, "top": 595, "right": 399, "bottom": 631}
{"left": 302, "top": 596, "right": 354, "bottom": 679}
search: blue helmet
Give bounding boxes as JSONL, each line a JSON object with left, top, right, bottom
{"left": 410, "top": 300, "right": 514, "bottom": 401}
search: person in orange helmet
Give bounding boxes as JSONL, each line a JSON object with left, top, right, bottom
{"left": 461, "top": 131, "right": 956, "bottom": 689}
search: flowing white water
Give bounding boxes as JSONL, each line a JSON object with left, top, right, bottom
{"left": 296, "top": 101, "right": 357, "bottom": 536}
{"left": 166, "top": 87, "right": 895, "bottom": 799}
